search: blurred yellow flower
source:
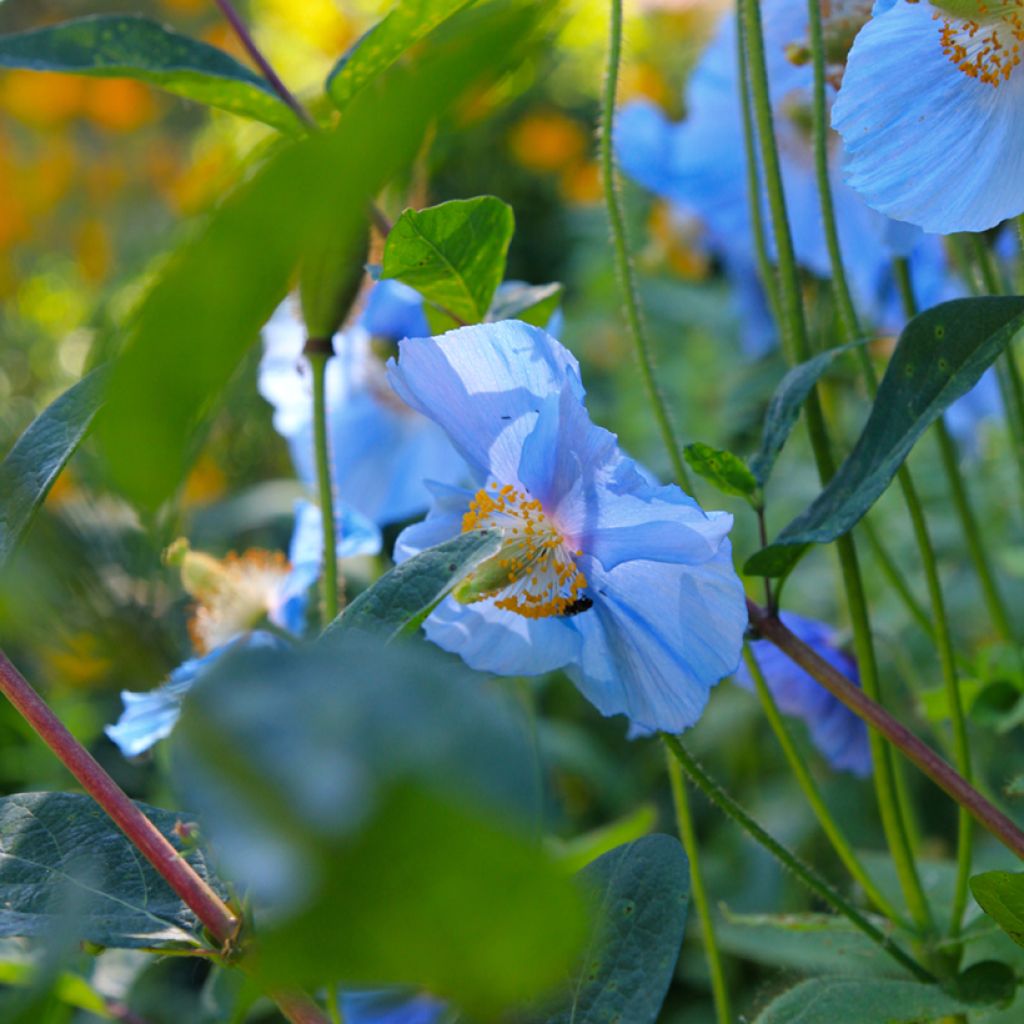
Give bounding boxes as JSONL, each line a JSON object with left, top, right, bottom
{"left": 81, "top": 79, "right": 159, "bottom": 133}
{"left": 509, "top": 110, "right": 588, "bottom": 173}
{"left": 41, "top": 632, "right": 114, "bottom": 689}
{"left": 1, "top": 71, "right": 83, "bottom": 128}
{"left": 181, "top": 454, "right": 228, "bottom": 508}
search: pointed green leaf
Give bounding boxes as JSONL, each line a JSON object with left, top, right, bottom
{"left": 749, "top": 338, "right": 868, "bottom": 486}
{"left": 537, "top": 835, "right": 689, "bottom": 1024}
{"left": 326, "top": 0, "right": 474, "bottom": 111}
{"left": 970, "top": 870, "right": 1024, "bottom": 947}
{"left": 327, "top": 529, "right": 501, "bottom": 640}
{"left": 0, "top": 16, "right": 300, "bottom": 134}
{"left": 753, "top": 977, "right": 970, "bottom": 1024}
{"left": 489, "top": 281, "right": 564, "bottom": 328}
{"left": 683, "top": 442, "right": 760, "bottom": 502}
{"left": 0, "top": 367, "right": 109, "bottom": 572}
{"left": 382, "top": 197, "right": 516, "bottom": 323}
{"left": 746, "top": 297, "right": 1024, "bottom": 577}
{"left": 0, "top": 792, "right": 221, "bottom": 950}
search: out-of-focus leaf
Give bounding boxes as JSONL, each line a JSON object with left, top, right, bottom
{"left": 0, "top": 792, "right": 220, "bottom": 950}
{"left": 0, "top": 959, "right": 112, "bottom": 1018}
{"left": 683, "top": 442, "right": 759, "bottom": 502}
{"left": 97, "top": 3, "right": 547, "bottom": 510}
{"left": 382, "top": 197, "right": 515, "bottom": 323}
{"left": 326, "top": 0, "right": 474, "bottom": 111}
{"left": 170, "top": 635, "right": 585, "bottom": 1012}
{"left": 753, "top": 977, "right": 970, "bottom": 1023}
{"left": 748, "top": 338, "right": 867, "bottom": 486}
{"left": 489, "top": 282, "right": 563, "bottom": 328}
{"left": 944, "top": 960, "right": 1017, "bottom": 1007}
{"left": 746, "top": 298, "right": 1024, "bottom": 577}
{"left": 971, "top": 871, "right": 1024, "bottom": 947}
{"left": 0, "top": 367, "right": 108, "bottom": 572}
{"left": 327, "top": 530, "right": 501, "bottom": 640}
{"left": 533, "top": 835, "right": 689, "bottom": 1024}
{"left": 548, "top": 804, "right": 657, "bottom": 875}
{"left": 0, "top": 16, "right": 300, "bottom": 134}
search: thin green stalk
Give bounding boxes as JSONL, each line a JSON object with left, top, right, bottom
{"left": 743, "top": 646, "right": 902, "bottom": 922}
{"left": 662, "top": 735, "right": 935, "bottom": 983}
{"left": 893, "top": 258, "right": 1014, "bottom": 643}
{"left": 741, "top": 0, "right": 931, "bottom": 933}
{"left": 326, "top": 984, "right": 342, "bottom": 1024}
{"left": 308, "top": 349, "right": 340, "bottom": 622}
{"left": 601, "top": 0, "right": 692, "bottom": 493}
{"left": 664, "top": 744, "right": 731, "bottom": 1024}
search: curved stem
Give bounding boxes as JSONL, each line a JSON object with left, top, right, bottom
{"left": 601, "top": 0, "right": 692, "bottom": 493}
{"left": 663, "top": 744, "right": 731, "bottom": 1024}
{"left": 743, "top": 645, "right": 902, "bottom": 923}
{"left": 662, "top": 735, "right": 933, "bottom": 983}
{"left": 308, "top": 348, "right": 340, "bottom": 623}
{"left": 741, "top": 0, "right": 931, "bottom": 932}
{"left": 747, "top": 598, "right": 1024, "bottom": 862}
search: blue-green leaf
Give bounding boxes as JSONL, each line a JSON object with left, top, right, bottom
{"left": 537, "top": 835, "right": 689, "bottom": 1024}
{"left": 970, "top": 870, "right": 1024, "bottom": 947}
{"left": 746, "top": 297, "right": 1024, "bottom": 577}
{"left": 0, "top": 15, "right": 300, "bottom": 134}
{"left": 0, "top": 367, "right": 108, "bottom": 572}
{"left": 327, "top": 530, "right": 501, "bottom": 640}
{"left": 0, "top": 792, "right": 221, "bottom": 950}
{"left": 683, "top": 442, "right": 760, "bottom": 503}
{"left": 382, "top": 196, "right": 515, "bottom": 323}
{"left": 326, "top": 0, "right": 474, "bottom": 111}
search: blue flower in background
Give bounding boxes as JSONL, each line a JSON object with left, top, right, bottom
{"left": 340, "top": 990, "right": 447, "bottom": 1024}
{"left": 615, "top": 0, "right": 955, "bottom": 354}
{"left": 361, "top": 279, "right": 432, "bottom": 341}
{"left": 389, "top": 320, "right": 746, "bottom": 736}
{"left": 259, "top": 289, "right": 467, "bottom": 527}
{"left": 833, "top": 0, "right": 1024, "bottom": 234}
{"left": 735, "top": 611, "right": 871, "bottom": 776}
{"left": 105, "top": 632, "right": 283, "bottom": 758}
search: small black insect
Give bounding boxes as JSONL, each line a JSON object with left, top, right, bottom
{"left": 561, "top": 595, "right": 593, "bottom": 617}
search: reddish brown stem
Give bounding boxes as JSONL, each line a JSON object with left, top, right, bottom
{"left": 747, "top": 597, "right": 1024, "bottom": 860}
{"left": 0, "top": 649, "right": 239, "bottom": 943}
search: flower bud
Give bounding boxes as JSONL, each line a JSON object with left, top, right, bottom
{"left": 299, "top": 220, "right": 370, "bottom": 342}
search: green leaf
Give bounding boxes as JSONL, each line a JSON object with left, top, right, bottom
{"left": 749, "top": 338, "right": 868, "bottom": 486}
{"left": 536, "top": 835, "right": 690, "bottom": 1024}
{"left": 96, "top": 4, "right": 545, "bottom": 509}
{"left": 753, "top": 977, "right": 970, "bottom": 1023}
{"left": 489, "top": 281, "right": 564, "bottom": 328}
{"left": 327, "top": 0, "right": 474, "bottom": 111}
{"left": 327, "top": 530, "right": 501, "bottom": 639}
{"left": 0, "top": 367, "right": 108, "bottom": 572}
{"left": 0, "top": 792, "right": 221, "bottom": 949}
{"left": 0, "top": 15, "right": 300, "bottom": 134}
{"left": 971, "top": 871, "right": 1024, "bottom": 947}
{"left": 382, "top": 196, "right": 515, "bottom": 323}
{"left": 746, "top": 297, "right": 1024, "bottom": 577}
{"left": 0, "top": 959, "right": 113, "bottom": 1019}
{"left": 683, "top": 442, "right": 760, "bottom": 502}
{"left": 548, "top": 804, "right": 658, "bottom": 875}
{"left": 170, "top": 635, "right": 585, "bottom": 1011}
{"left": 944, "top": 960, "right": 1017, "bottom": 1007}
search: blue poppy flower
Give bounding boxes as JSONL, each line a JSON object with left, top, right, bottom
{"left": 735, "top": 611, "right": 871, "bottom": 776}
{"left": 388, "top": 320, "right": 747, "bottom": 736}
{"left": 105, "top": 632, "right": 283, "bottom": 758}
{"left": 259, "top": 295, "right": 467, "bottom": 527}
{"left": 340, "top": 990, "right": 447, "bottom": 1024}
{"left": 833, "top": 0, "right": 1024, "bottom": 234}
{"left": 361, "top": 279, "right": 432, "bottom": 341}
{"left": 615, "top": 0, "right": 955, "bottom": 351}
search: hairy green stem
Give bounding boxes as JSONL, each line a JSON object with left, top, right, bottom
{"left": 741, "top": 0, "right": 931, "bottom": 932}
{"left": 743, "top": 646, "right": 902, "bottom": 923}
{"left": 663, "top": 745, "right": 731, "bottom": 1024}
{"left": 601, "top": 0, "right": 692, "bottom": 493}
{"left": 662, "top": 735, "right": 934, "bottom": 982}
{"left": 308, "top": 348, "right": 340, "bottom": 622}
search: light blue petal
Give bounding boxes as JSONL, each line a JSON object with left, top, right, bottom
{"left": 833, "top": 0, "right": 1024, "bottom": 233}
{"left": 340, "top": 990, "right": 447, "bottom": 1024}
{"left": 734, "top": 611, "right": 871, "bottom": 776}
{"left": 105, "top": 632, "right": 284, "bottom": 758}
{"left": 259, "top": 300, "right": 312, "bottom": 441}
{"left": 569, "top": 543, "right": 746, "bottom": 735}
{"left": 423, "top": 597, "right": 581, "bottom": 677}
{"left": 360, "top": 280, "right": 430, "bottom": 341}
{"left": 386, "top": 321, "right": 583, "bottom": 482}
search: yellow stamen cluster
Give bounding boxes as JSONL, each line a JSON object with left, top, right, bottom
{"left": 930, "top": 0, "right": 1024, "bottom": 86}
{"left": 461, "top": 483, "right": 587, "bottom": 619}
